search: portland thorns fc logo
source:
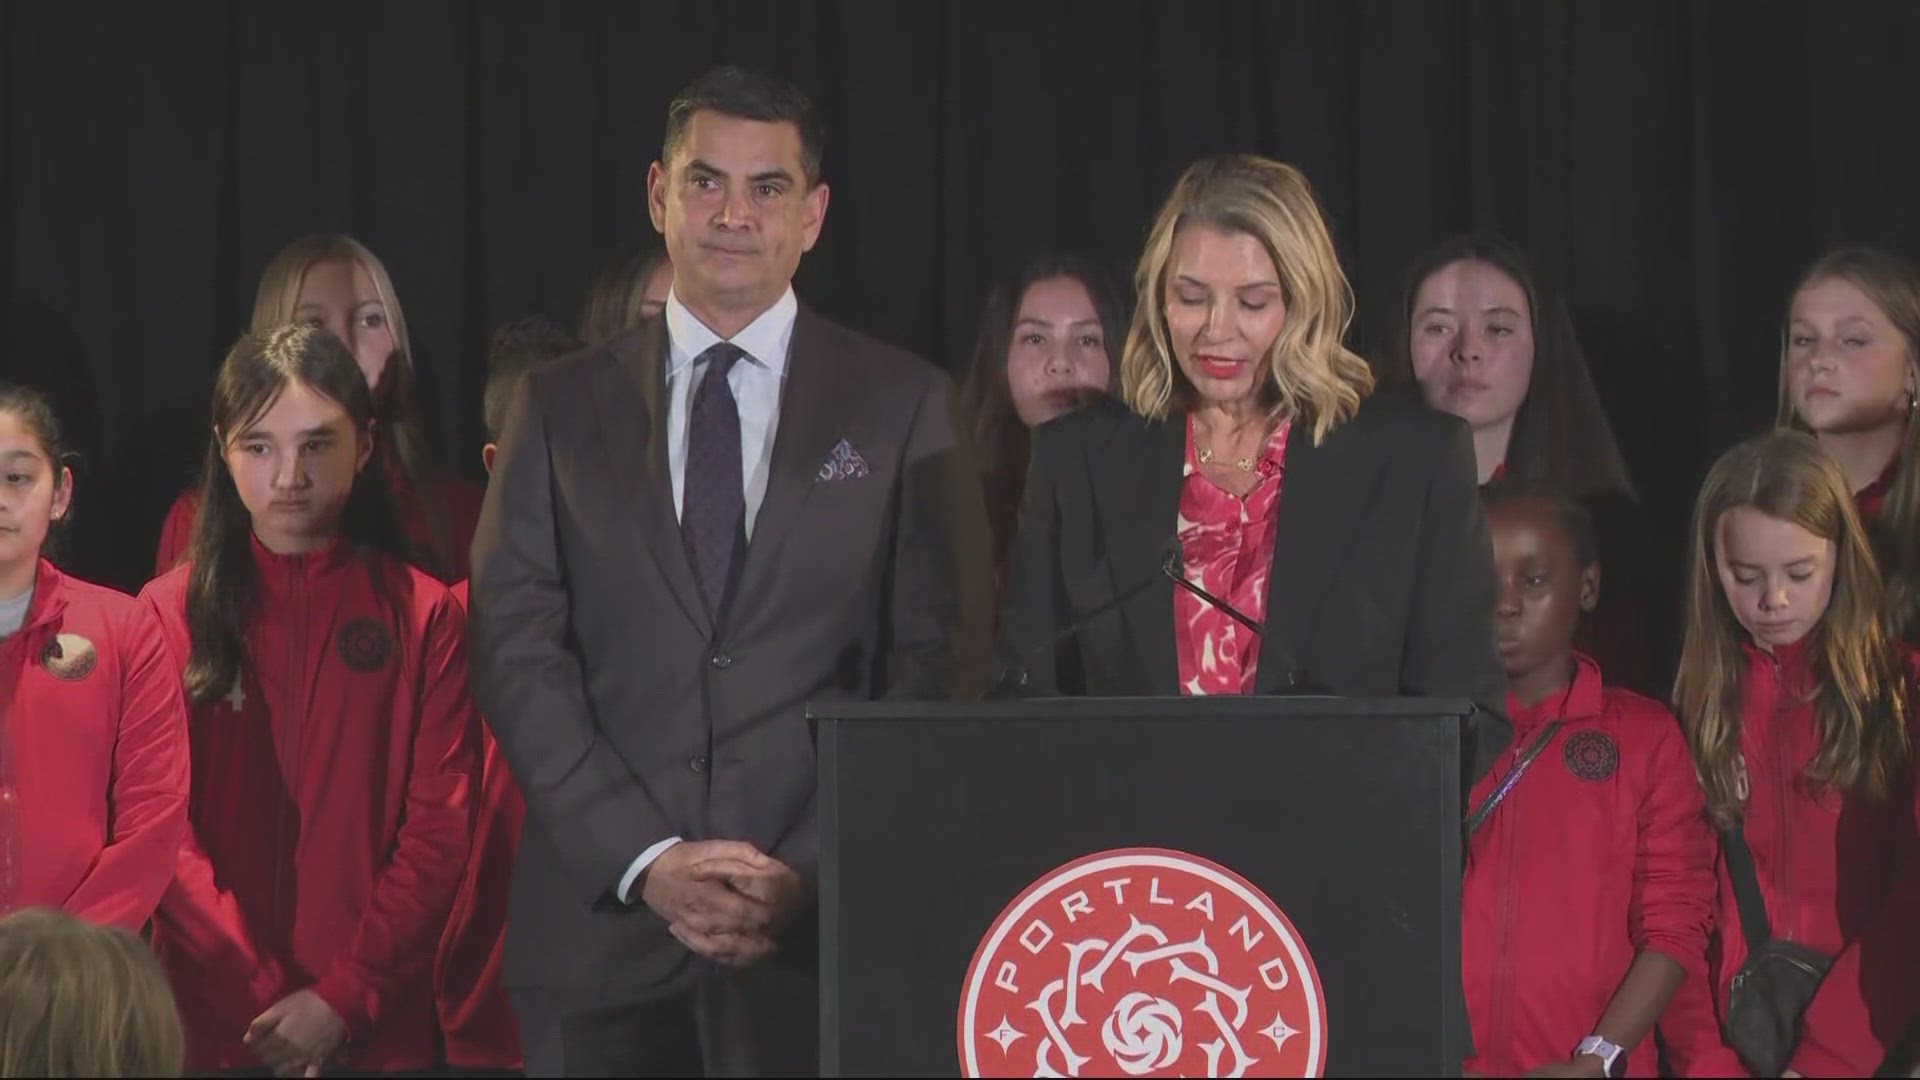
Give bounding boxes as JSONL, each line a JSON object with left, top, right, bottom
{"left": 1562, "top": 730, "right": 1619, "bottom": 782}
{"left": 336, "top": 618, "right": 395, "bottom": 673}
{"left": 958, "top": 847, "right": 1328, "bottom": 1078}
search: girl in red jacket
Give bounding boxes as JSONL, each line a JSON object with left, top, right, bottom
{"left": 1463, "top": 481, "right": 1716, "bottom": 1079}
{"left": 0, "top": 384, "right": 189, "bottom": 931}
{"left": 153, "top": 234, "right": 484, "bottom": 585}
{"left": 140, "top": 323, "right": 478, "bottom": 1077}
{"left": 1663, "top": 430, "right": 1919, "bottom": 1077}
{"left": 1776, "top": 246, "right": 1920, "bottom": 640}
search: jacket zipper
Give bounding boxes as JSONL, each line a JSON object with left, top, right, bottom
{"left": 1489, "top": 751, "right": 1523, "bottom": 1075}
{"left": 270, "top": 562, "right": 302, "bottom": 953}
{"left": 1766, "top": 654, "right": 1795, "bottom": 945}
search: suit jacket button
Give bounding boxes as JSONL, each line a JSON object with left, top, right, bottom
{"left": 710, "top": 652, "right": 733, "bottom": 670}
{"left": 688, "top": 755, "right": 709, "bottom": 773}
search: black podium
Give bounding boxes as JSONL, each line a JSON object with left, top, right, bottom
{"left": 812, "top": 694, "right": 1472, "bottom": 1078}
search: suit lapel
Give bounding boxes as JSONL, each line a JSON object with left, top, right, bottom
{"left": 605, "top": 321, "right": 712, "bottom": 638}
{"left": 1096, "top": 415, "right": 1184, "bottom": 693}
{"left": 731, "top": 305, "right": 855, "bottom": 615}
{"left": 1255, "top": 418, "right": 1381, "bottom": 692}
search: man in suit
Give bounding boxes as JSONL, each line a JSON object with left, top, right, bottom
{"left": 468, "top": 66, "right": 994, "bottom": 1076}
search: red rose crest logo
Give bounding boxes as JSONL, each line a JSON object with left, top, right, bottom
{"left": 958, "top": 847, "right": 1328, "bottom": 1078}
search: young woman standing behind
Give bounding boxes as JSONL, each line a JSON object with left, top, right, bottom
{"left": 154, "top": 235, "right": 484, "bottom": 584}
{"left": 1777, "top": 245, "right": 1920, "bottom": 640}
{"left": 956, "top": 253, "right": 1127, "bottom": 589}
{"left": 1384, "top": 233, "right": 1665, "bottom": 694}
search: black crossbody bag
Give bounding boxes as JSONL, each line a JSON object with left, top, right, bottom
{"left": 1719, "top": 824, "right": 1835, "bottom": 1078}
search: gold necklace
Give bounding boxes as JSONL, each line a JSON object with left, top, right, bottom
{"left": 1196, "top": 446, "right": 1257, "bottom": 472}
{"left": 1197, "top": 416, "right": 1270, "bottom": 473}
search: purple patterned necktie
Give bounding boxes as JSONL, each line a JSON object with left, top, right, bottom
{"left": 682, "top": 342, "right": 747, "bottom": 615}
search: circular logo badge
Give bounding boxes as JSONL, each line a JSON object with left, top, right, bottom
{"left": 1563, "top": 729, "right": 1619, "bottom": 782}
{"left": 958, "top": 847, "right": 1328, "bottom": 1078}
{"left": 40, "top": 632, "right": 97, "bottom": 682}
{"left": 336, "top": 618, "right": 395, "bottom": 674}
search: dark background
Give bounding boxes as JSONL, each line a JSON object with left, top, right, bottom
{"left": 4, "top": 0, "right": 1918, "bottom": 593}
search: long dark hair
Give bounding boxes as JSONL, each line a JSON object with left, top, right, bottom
{"left": 182, "top": 324, "right": 407, "bottom": 706}
{"left": 956, "top": 253, "right": 1129, "bottom": 567}
{"left": 576, "top": 244, "right": 671, "bottom": 346}
{"left": 1381, "top": 232, "right": 1635, "bottom": 499}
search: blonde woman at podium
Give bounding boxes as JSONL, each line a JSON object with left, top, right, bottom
{"left": 993, "top": 152, "right": 1512, "bottom": 787}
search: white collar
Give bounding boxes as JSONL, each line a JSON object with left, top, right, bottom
{"left": 664, "top": 286, "right": 799, "bottom": 376}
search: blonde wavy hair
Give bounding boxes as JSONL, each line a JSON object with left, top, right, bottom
{"left": 1775, "top": 245, "right": 1920, "bottom": 637}
{"left": 1674, "top": 430, "right": 1911, "bottom": 829}
{"left": 1121, "top": 154, "right": 1374, "bottom": 444}
{"left": 0, "top": 907, "right": 184, "bottom": 1076}
{"left": 251, "top": 235, "right": 414, "bottom": 402}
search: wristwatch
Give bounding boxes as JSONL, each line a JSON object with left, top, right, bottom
{"left": 1576, "top": 1035, "right": 1628, "bottom": 1078}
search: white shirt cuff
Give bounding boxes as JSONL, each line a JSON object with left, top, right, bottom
{"left": 617, "top": 836, "right": 683, "bottom": 905}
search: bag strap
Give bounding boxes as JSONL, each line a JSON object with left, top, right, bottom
{"left": 1719, "top": 823, "right": 1773, "bottom": 951}
{"left": 1464, "top": 720, "right": 1564, "bottom": 839}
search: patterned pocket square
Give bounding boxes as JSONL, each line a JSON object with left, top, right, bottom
{"left": 817, "top": 438, "right": 870, "bottom": 482}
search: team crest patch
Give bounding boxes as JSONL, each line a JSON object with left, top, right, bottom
{"left": 1563, "top": 730, "right": 1619, "bottom": 782}
{"left": 40, "top": 632, "right": 97, "bottom": 681}
{"left": 959, "top": 846, "right": 1329, "bottom": 1077}
{"left": 336, "top": 618, "right": 395, "bottom": 673}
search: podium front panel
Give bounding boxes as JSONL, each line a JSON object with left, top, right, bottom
{"left": 816, "top": 696, "right": 1467, "bottom": 1078}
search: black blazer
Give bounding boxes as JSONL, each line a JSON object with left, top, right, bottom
{"left": 995, "top": 390, "right": 1512, "bottom": 784}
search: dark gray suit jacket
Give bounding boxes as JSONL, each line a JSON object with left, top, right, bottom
{"left": 995, "top": 390, "right": 1513, "bottom": 786}
{"left": 468, "top": 305, "right": 995, "bottom": 999}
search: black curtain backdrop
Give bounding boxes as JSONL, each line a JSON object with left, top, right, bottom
{"left": 4, "top": 0, "right": 1918, "bottom": 594}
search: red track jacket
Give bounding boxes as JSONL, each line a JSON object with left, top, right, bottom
{"left": 141, "top": 541, "right": 478, "bottom": 1073}
{"left": 0, "top": 559, "right": 189, "bottom": 929}
{"left": 1661, "top": 641, "right": 1920, "bottom": 1076}
{"left": 1463, "top": 653, "right": 1717, "bottom": 1077}
{"left": 431, "top": 578, "right": 525, "bottom": 1069}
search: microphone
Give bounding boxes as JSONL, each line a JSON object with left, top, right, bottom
{"left": 1162, "top": 548, "right": 1326, "bottom": 693}
{"left": 988, "top": 543, "right": 1178, "bottom": 697}
{"left": 1160, "top": 549, "right": 1262, "bottom": 636}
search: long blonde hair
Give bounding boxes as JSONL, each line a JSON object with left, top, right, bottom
{"left": 0, "top": 908, "right": 184, "bottom": 1077}
{"left": 1120, "top": 154, "right": 1374, "bottom": 444}
{"left": 1674, "top": 430, "right": 1911, "bottom": 828}
{"left": 1776, "top": 245, "right": 1920, "bottom": 636}
{"left": 250, "top": 234, "right": 454, "bottom": 576}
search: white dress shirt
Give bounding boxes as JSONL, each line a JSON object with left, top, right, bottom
{"left": 664, "top": 285, "right": 796, "bottom": 535}
{"left": 618, "top": 285, "right": 798, "bottom": 905}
